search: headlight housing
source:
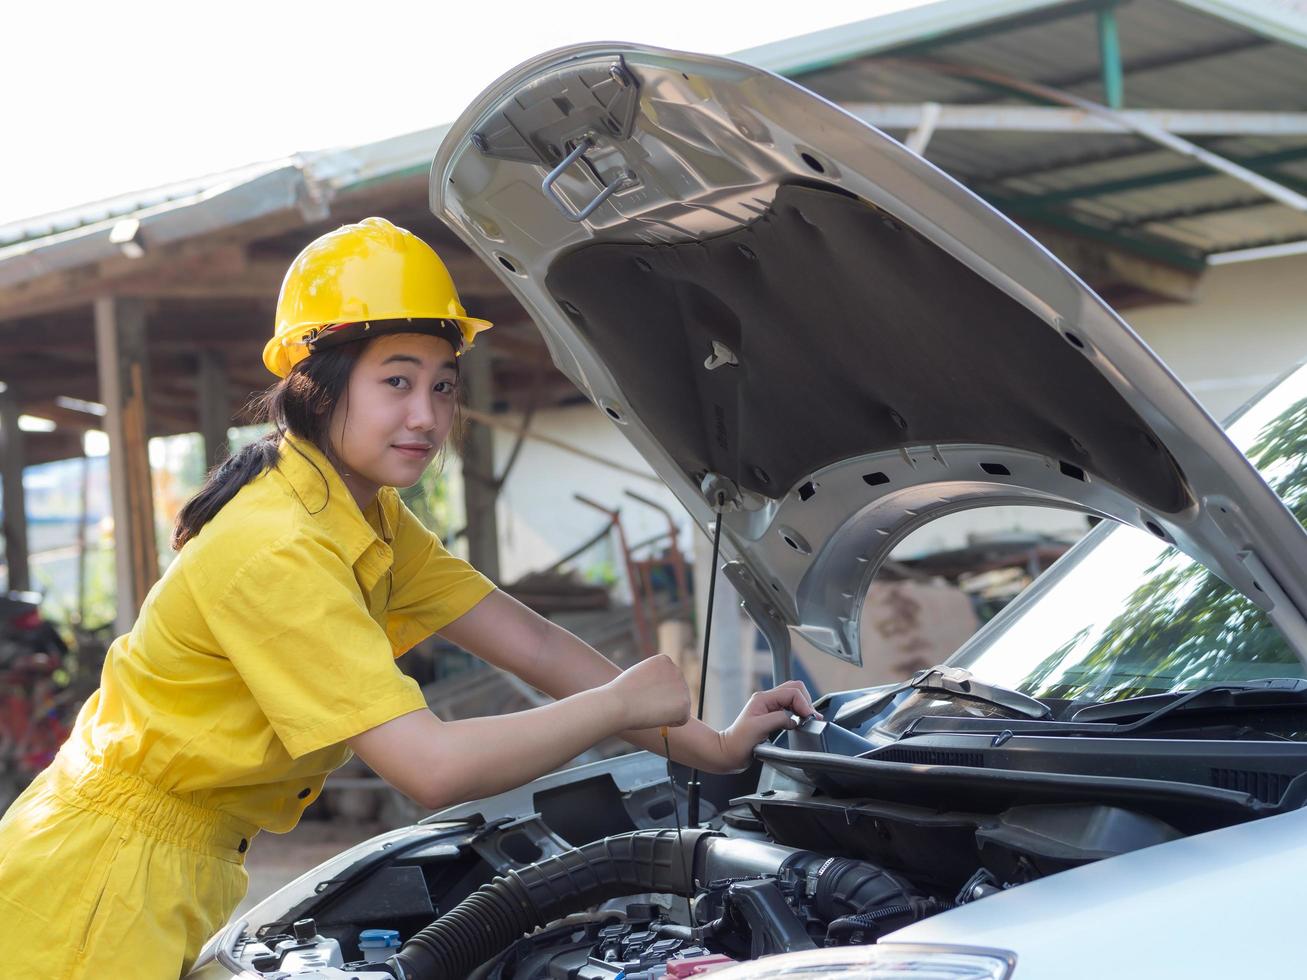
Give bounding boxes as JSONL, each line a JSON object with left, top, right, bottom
{"left": 702, "top": 944, "right": 1016, "bottom": 979}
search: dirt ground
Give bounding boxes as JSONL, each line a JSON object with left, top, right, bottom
{"left": 234, "top": 819, "right": 389, "bottom": 920}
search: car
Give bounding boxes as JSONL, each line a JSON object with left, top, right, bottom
{"left": 189, "top": 42, "right": 1307, "bottom": 980}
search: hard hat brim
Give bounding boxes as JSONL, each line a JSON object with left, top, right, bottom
{"left": 262, "top": 314, "right": 494, "bottom": 378}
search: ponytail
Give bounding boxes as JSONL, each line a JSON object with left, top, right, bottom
{"left": 171, "top": 438, "right": 280, "bottom": 549}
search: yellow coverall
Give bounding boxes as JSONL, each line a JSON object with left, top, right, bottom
{"left": 0, "top": 434, "right": 495, "bottom": 977}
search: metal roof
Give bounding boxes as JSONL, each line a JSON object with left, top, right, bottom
{"left": 3, "top": 0, "right": 1307, "bottom": 293}
{"left": 737, "top": 0, "right": 1307, "bottom": 76}
{"left": 737, "top": 0, "right": 1307, "bottom": 267}
{"left": 0, "top": 124, "right": 451, "bottom": 289}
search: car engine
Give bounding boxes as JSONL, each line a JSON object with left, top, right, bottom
{"left": 206, "top": 671, "right": 1307, "bottom": 980}
{"left": 224, "top": 826, "right": 943, "bottom": 980}
{"left": 211, "top": 703, "right": 1244, "bottom": 980}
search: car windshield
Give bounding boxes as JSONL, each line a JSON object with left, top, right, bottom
{"left": 949, "top": 363, "right": 1307, "bottom": 703}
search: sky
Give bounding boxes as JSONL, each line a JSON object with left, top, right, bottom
{"left": 5, "top": 0, "right": 932, "bottom": 228}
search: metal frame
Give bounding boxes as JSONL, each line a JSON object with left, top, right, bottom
{"left": 848, "top": 105, "right": 1307, "bottom": 137}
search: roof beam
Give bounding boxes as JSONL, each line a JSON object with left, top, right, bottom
{"left": 888, "top": 58, "right": 1307, "bottom": 212}
{"left": 0, "top": 216, "right": 316, "bottom": 321}
{"left": 1022, "top": 222, "right": 1203, "bottom": 301}
{"left": 1039, "top": 34, "right": 1270, "bottom": 92}
{"left": 1208, "top": 237, "right": 1307, "bottom": 264}
{"left": 849, "top": 104, "right": 1307, "bottom": 136}
{"left": 985, "top": 193, "right": 1209, "bottom": 268}
{"left": 995, "top": 145, "right": 1307, "bottom": 208}
{"left": 1110, "top": 195, "right": 1273, "bottom": 229}
{"left": 19, "top": 400, "right": 105, "bottom": 433}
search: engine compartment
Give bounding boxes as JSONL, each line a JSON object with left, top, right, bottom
{"left": 227, "top": 828, "right": 937, "bottom": 980}
{"left": 210, "top": 708, "right": 1295, "bottom": 980}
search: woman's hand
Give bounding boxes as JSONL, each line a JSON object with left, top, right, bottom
{"left": 716, "top": 680, "right": 822, "bottom": 772}
{"left": 605, "top": 654, "right": 693, "bottom": 732}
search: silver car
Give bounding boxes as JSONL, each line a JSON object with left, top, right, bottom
{"left": 191, "top": 43, "right": 1307, "bottom": 980}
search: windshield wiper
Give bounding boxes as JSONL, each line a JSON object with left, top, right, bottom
{"left": 833, "top": 665, "right": 1054, "bottom": 731}
{"left": 1069, "top": 677, "right": 1307, "bottom": 732}
{"left": 907, "top": 665, "right": 1052, "bottom": 720}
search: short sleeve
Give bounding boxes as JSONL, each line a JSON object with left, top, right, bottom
{"left": 207, "top": 533, "right": 430, "bottom": 759}
{"left": 384, "top": 499, "right": 497, "bottom": 654}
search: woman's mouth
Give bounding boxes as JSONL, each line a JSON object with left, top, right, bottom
{"left": 391, "top": 443, "right": 435, "bottom": 460}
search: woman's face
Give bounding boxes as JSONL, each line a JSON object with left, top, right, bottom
{"left": 327, "top": 332, "right": 460, "bottom": 507}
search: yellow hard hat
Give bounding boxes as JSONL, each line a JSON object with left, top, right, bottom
{"left": 263, "top": 216, "right": 493, "bottom": 378}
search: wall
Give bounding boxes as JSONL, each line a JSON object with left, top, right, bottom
{"left": 1127, "top": 252, "right": 1307, "bottom": 421}
{"left": 490, "top": 404, "right": 691, "bottom": 590}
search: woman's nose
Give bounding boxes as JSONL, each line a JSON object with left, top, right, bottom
{"left": 407, "top": 396, "right": 438, "bottom": 430}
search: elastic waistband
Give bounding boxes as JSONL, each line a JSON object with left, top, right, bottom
{"left": 48, "top": 747, "right": 259, "bottom": 864}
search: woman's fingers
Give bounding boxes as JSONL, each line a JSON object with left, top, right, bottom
{"left": 751, "top": 683, "right": 822, "bottom": 720}
{"left": 747, "top": 705, "right": 805, "bottom": 742}
{"left": 781, "top": 679, "right": 820, "bottom": 717}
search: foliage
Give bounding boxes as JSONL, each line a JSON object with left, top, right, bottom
{"left": 1022, "top": 399, "right": 1307, "bottom": 700}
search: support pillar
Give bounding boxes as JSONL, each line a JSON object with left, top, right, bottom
{"left": 1098, "top": 2, "right": 1124, "bottom": 109}
{"left": 0, "top": 385, "right": 30, "bottom": 592}
{"left": 461, "top": 339, "right": 501, "bottom": 582}
{"left": 95, "top": 296, "right": 158, "bottom": 635}
{"left": 197, "top": 349, "right": 231, "bottom": 470}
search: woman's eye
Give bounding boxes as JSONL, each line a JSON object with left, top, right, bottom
{"left": 385, "top": 376, "right": 411, "bottom": 390}
{"left": 434, "top": 380, "right": 456, "bottom": 395}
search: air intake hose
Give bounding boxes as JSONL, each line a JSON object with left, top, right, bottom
{"left": 780, "top": 852, "right": 917, "bottom": 923}
{"left": 390, "top": 829, "right": 923, "bottom": 980}
{"left": 390, "top": 829, "right": 720, "bottom": 980}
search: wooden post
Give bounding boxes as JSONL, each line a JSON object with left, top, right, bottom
{"left": 460, "top": 340, "right": 501, "bottom": 583}
{"left": 94, "top": 296, "right": 158, "bottom": 635}
{"left": 0, "top": 384, "right": 30, "bottom": 592}
{"left": 77, "top": 453, "right": 90, "bottom": 624}
{"left": 197, "top": 349, "right": 231, "bottom": 470}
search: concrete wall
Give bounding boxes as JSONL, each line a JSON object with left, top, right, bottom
{"left": 1127, "top": 253, "right": 1307, "bottom": 421}
{"left": 489, "top": 404, "right": 690, "bottom": 591}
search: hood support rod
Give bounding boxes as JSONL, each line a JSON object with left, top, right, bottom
{"left": 686, "top": 474, "right": 742, "bottom": 828}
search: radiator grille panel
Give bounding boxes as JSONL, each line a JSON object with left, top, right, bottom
{"left": 874, "top": 747, "right": 986, "bottom": 768}
{"left": 1210, "top": 767, "right": 1290, "bottom": 803}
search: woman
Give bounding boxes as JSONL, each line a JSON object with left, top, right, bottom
{"left": 0, "top": 217, "right": 817, "bottom": 977}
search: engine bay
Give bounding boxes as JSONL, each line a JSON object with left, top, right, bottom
{"left": 208, "top": 691, "right": 1307, "bottom": 980}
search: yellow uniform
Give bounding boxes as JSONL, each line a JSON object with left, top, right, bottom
{"left": 0, "top": 434, "right": 495, "bottom": 977}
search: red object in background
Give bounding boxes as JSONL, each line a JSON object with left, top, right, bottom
{"left": 0, "top": 596, "right": 76, "bottom": 786}
{"left": 661, "top": 954, "right": 738, "bottom": 978}
{"left": 1, "top": 663, "right": 72, "bottom": 775}
{"left": 9, "top": 610, "right": 43, "bottom": 631}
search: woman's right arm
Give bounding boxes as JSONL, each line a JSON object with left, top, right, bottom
{"left": 345, "top": 654, "right": 690, "bottom": 811}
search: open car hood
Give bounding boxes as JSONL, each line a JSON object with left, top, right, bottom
{"left": 430, "top": 43, "right": 1307, "bottom": 671}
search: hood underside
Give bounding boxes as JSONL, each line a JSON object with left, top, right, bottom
{"left": 544, "top": 181, "right": 1187, "bottom": 515}
{"left": 431, "top": 43, "right": 1307, "bottom": 670}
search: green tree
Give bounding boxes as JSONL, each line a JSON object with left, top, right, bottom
{"left": 1023, "top": 399, "right": 1307, "bottom": 701}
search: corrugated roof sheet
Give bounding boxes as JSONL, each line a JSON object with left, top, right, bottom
{"left": 0, "top": 159, "right": 290, "bottom": 249}
{"left": 787, "top": 0, "right": 1307, "bottom": 259}
{"left": 4, "top": 0, "right": 1306, "bottom": 283}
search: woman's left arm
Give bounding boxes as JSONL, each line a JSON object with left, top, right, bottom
{"left": 437, "top": 589, "right": 819, "bottom": 774}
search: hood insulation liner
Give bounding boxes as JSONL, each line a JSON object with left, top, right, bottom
{"left": 545, "top": 183, "right": 1187, "bottom": 514}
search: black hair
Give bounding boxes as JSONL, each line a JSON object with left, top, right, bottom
{"left": 172, "top": 337, "right": 462, "bottom": 549}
